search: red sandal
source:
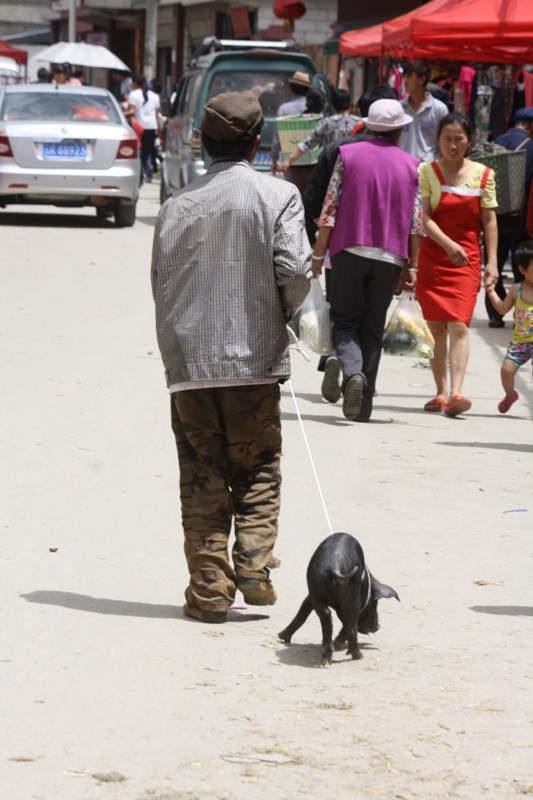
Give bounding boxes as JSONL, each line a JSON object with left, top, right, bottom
{"left": 444, "top": 394, "right": 472, "bottom": 417}
{"left": 498, "top": 390, "right": 519, "bottom": 414}
{"left": 424, "top": 397, "right": 446, "bottom": 412}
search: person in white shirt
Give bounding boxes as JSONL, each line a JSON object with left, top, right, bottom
{"left": 127, "top": 74, "right": 162, "bottom": 182}
{"left": 400, "top": 60, "right": 448, "bottom": 162}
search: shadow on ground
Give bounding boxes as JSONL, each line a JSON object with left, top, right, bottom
{"left": 470, "top": 605, "right": 533, "bottom": 617}
{"left": 275, "top": 639, "right": 378, "bottom": 668}
{"left": 281, "top": 411, "right": 393, "bottom": 426}
{"left": 0, "top": 211, "right": 116, "bottom": 229}
{"left": 438, "top": 441, "right": 533, "bottom": 453}
{"left": 20, "top": 590, "right": 268, "bottom": 623}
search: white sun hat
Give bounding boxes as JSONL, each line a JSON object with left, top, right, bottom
{"left": 363, "top": 99, "right": 413, "bottom": 132}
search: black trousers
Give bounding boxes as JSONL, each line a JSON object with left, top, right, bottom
{"left": 484, "top": 216, "right": 527, "bottom": 321}
{"left": 140, "top": 129, "right": 158, "bottom": 179}
{"left": 329, "top": 250, "right": 398, "bottom": 413}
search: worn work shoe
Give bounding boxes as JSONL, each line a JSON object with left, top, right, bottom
{"left": 183, "top": 601, "right": 228, "bottom": 624}
{"left": 237, "top": 578, "right": 277, "bottom": 606}
{"left": 321, "top": 355, "right": 341, "bottom": 403}
{"left": 342, "top": 374, "right": 364, "bottom": 420}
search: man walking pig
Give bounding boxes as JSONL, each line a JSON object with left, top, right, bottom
{"left": 151, "top": 92, "right": 311, "bottom": 623}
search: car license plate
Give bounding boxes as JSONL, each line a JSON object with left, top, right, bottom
{"left": 43, "top": 143, "right": 87, "bottom": 158}
{"left": 252, "top": 151, "right": 271, "bottom": 166}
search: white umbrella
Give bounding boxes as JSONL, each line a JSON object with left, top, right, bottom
{"left": 35, "top": 42, "right": 130, "bottom": 72}
{"left": 0, "top": 56, "right": 19, "bottom": 76}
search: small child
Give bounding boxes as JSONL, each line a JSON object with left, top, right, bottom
{"left": 486, "top": 239, "right": 533, "bottom": 413}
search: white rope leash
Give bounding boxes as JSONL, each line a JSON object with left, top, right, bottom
{"left": 287, "top": 377, "right": 333, "bottom": 536}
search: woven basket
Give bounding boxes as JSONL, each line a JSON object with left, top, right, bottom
{"left": 276, "top": 113, "right": 323, "bottom": 164}
{"left": 479, "top": 150, "right": 527, "bottom": 215}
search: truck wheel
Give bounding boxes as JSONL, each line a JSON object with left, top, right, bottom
{"left": 114, "top": 199, "right": 136, "bottom": 227}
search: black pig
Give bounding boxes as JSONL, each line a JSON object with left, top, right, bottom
{"left": 278, "top": 533, "right": 399, "bottom": 665}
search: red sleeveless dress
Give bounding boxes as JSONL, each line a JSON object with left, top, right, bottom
{"left": 417, "top": 161, "right": 491, "bottom": 326}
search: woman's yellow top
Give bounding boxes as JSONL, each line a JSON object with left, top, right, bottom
{"left": 419, "top": 160, "right": 498, "bottom": 212}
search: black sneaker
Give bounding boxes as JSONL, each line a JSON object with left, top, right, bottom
{"left": 488, "top": 318, "right": 505, "bottom": 328}
{"left": 342, "top": 374, "right": 364, "bottom": 421}
{"left": 321, "top": 355, "right": 341, "bottom": 403}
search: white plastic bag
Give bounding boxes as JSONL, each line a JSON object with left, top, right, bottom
{"left": 298, "top": 279, "right": 334, "bottom": 355}
{"left": 383, "top": 291, "right": 435, "bottom": 358}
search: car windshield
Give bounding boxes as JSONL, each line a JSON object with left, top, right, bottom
{"left": 1, "top": 92, "right": 122, "bottom": 124}
{"left": 207, "top": 70, "right": 300, "bottom": 116}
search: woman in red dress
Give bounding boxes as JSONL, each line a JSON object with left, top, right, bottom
{"left": 417, "top": 113, "right": 498, "bottom": 416}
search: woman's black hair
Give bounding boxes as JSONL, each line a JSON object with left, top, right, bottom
{"left": 331, "top": 88, "right": 351, "bottom": 112}
{"left": 290, "top": 83, "right": 309, "bottom": 97}
{"left": 515, "top": 240, "right": 533, "bottom": 269}
{"left": 437, "top": 111, "right": 474, "bottom": 140}
{"left": 202, "top": 117, "right": 264, "bottom": 160}
{"left": 305, "top": 89, "right": 326, "bottom": 114}
{"left": 357, "top": 84, "right": 398, "bottom": 117}
{"left": 371, "top": 128, "right": 403, "bottom": 144}
{"left": 133, "top": 74, "right": 148, "bottom": 103}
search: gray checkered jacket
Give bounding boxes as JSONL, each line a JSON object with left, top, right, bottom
{"left": 151, "top": 159, "right": 311, "bottom": 387}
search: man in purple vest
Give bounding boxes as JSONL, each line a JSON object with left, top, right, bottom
{"left": 311, "top": 99, "right": 422, "bottom": 421}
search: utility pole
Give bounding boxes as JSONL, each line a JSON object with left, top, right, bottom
{"left": 144, "top": 0, "right": 158, "bottom": 82}
{"left": 68, "top": 0, "right": 77, "bottom": 43}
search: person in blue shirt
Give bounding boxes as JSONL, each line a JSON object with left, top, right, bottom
{"left": 270, "top": 71, "right": 310, "bottom": 172}
{"left": 486, "top": 107, "right": 533, "bottom": 327}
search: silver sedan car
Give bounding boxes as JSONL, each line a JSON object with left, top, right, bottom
{"left": 0, "top": 84, "right": 140, "bottom": 226}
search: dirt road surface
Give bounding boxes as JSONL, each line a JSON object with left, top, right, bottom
{"left": 1, "top": 182, "right": 532, "bottom": 800}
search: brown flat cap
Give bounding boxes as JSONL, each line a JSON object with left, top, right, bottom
{"left": 202, "top": 91, "right": 263, "bottom": 142}
{"left": 288, "top": 71, "right": 311, "bottom": 88}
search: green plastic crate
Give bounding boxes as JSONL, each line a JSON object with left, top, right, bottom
{"left": 276, "top": 113, "right": 323, "bottom": 164}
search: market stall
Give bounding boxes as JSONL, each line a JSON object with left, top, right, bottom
{"left": 0, "top": 39, "right": 28, "bottom": 84}
{"left": 409, "top": 0, "right": 533, "bottom": 50}
{"left": 0, "top": 39, "right": 28, "bottom": 65}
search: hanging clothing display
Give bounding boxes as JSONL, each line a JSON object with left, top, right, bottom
{"left": 458, "top": 65, "right": 476, "bottom": 108}
{"left": 489, "top": 85, "right": 505, "bottom": 139}
{"left": 503, "top": 65, "right": 515, "bottom": 127}
{"left": 453, "top": 82, "right": 466, "bottom": 114}
{"left": 475, "top": 85, "right": 494, "bottom": 144}
{"left": 386, "top": 65, "right": 404, "bottom": 98}
{"left": 514, "top": 68, "right": 533, "bottom": 107}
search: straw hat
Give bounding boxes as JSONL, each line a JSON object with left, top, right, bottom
{"left": 288, "top": 71, "right": 311, "bottom": 88}
{"left": 363, "top": 99, "right": 413, "bottom": 132}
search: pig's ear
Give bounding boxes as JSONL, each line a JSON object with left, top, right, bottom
{"left": 371, "top": 575, "right": 400, "bottom": 602}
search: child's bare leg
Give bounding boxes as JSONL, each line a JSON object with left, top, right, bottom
{"left": 501, "top": 359, "right": 518, "bottom": 398}
{"left": 427, "top": 321, "right": 448, "bottom": 399}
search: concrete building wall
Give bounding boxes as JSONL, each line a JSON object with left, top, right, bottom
{"left": 253, "top": 0, "right": 336, "bottom": 46}
{"left": 0, "top": 0, "right": 50, "bottom": 39}
{"left": 179, "top": 0, "right": 336, "bottom": 74}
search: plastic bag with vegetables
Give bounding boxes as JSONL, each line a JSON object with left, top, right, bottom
{"left": 298, "top": 278, "right": 334, "bottom": 355}
{"left": 383, "top": 291, "right": 435, "bottom": 358}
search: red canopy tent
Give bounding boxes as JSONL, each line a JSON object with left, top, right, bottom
{"left": 0, "top": 38, "right": 28, "bottom": 65}
{"left": 340, "top": 0, "right": 533, "bottom": 62}
{"left": 339, "top": 0, "right": 465, "bottom": 58}
{"left": 381, "top": 0, "right": 466, "bottom": 53}
{"left": 338, "top": 23, "right": 383, "bottom": 58}
{"left": 409, "top": 0, "right": 533, "bottom": 49}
